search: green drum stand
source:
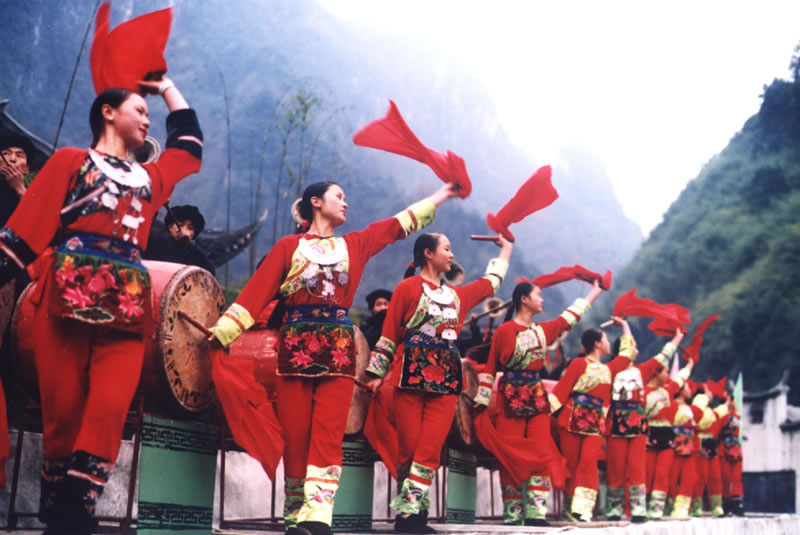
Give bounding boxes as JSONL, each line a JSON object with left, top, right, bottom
{"left": 446, "top": 449, "right": 477, "bottom": 524}
{"left": 137, "top": 415, "right": 219, "bottom": 534}
{"left": 332, "top": 441, "right": 376, "bottom": 532}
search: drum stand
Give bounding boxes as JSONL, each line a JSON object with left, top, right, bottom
{"left": 5, "top": 395, "right": 145, "bottom": 534}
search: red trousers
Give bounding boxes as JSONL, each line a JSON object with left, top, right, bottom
{"left": 720, "top": 456, "right": 743, "bottom": 497}
{"left": 393, "top": 389, "right": 457, "bottom": 469}
{"left": 694, "top": 456, "right": 722, "bottom": 498}
{"left": 646, "top": 448, "right": 674, "bottom": 494}
{"left": 274, "top": 375, "right": 354, "bottom": 478}
{"left": 496, "top": 412, "right": 552, "bottom": 487}
{"left": 606, "top": 435, "right": 646, "bottom": 489}
{"left": 558, "top": 429, "right": 602, "bottom": 495}
{"left": 33, "top": 304, "right": 144, "bottom": 462}
{"left": 668, "top": 455, "right": 696, "bottom": 498}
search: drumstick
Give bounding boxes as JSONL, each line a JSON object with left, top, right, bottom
{"left": 178, "top": 310, "right": 214, "bottom": 337}
{"left": 600, "top": 319, "right": 614, "bottom": 328}
{"left": 353, "top": 378, "right": 372, "bottom": 391}
{"left": 470, "top": 235, "right": 499, "bottom": 242}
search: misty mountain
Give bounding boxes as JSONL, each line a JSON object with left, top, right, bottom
{"left": 588, "top": 51, "right": 800, "bottom": 402}
{"left": 0, "top": 0, "right": 641, "bottom": 317}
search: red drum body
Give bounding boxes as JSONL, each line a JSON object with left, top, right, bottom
{"left": 447, "top": 359, "right": 479, "bottom": 449}
{"left": 12, "top": 261, "right": 225, "bottom": 417}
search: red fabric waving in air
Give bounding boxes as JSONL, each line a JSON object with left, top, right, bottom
{"left": 683, "top": 314, "right": 720, "bottom": 363}
{"left": 211, "top": 349, "right": 284, "bottom": 480}
{"left": 91, "top": 1, "right": 172, "bottom": 94}
{"left": 706, "top": 376, "right": 727, "bottom": 399}
{"left": 521, "top": 265, "right": 612, "bottom": 291}
{"left": 352, "top": 100, "right": 471, "bottom": 198}
{"left": 486, "top": 165, "right": 558, "bottom": 242}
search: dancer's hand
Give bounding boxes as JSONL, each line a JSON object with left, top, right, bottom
{"left": 365, "top": 377, "right": 384, "bottom": 394}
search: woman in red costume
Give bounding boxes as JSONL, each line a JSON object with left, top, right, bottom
{"left": 548, "top": 317, "right": 634, "bottom": 522}
{"left": 0, "top": 77, "right": 202, "bottom": 534}
{"left": 719, "top": 393, "right": 744, "bottom": 516}
{"left": 690, "top": 385, "right": 728, "bottom": 517}
{"left": 604, "top": 328, "right": 684, "bottom": 522}
{"left": 365, "top": 231, "right": 512, "bottom": 533}
{"left": 643, "top": 359, "right": 692, "bottom": 518}
{"left": 667, "top": 380, "right": 704, "bottom": 517}
{"left": 209, "top": 181, "right": 458, "bottom": 535}
{"left": 477, "top": 279, "right": 603, "bottom": 526}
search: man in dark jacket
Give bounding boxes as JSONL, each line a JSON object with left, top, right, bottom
{"left": 360, "top": 288, "right": 392, "bottom": 349}
{"left": 144, "top": 204, "right": 215, "bottom": 274}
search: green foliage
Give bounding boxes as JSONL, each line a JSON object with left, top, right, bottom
{"left": 590, "top": 72, "right": 800, "bottom": 403}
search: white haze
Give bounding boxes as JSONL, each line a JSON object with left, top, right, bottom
{"left": 318, "top": 0, "right": 800, "bottom": 235}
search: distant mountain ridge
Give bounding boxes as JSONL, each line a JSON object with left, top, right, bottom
{"left": 587, "top": 53, "right": 800, "bottom": 402}
{"left": 0, "top": 0, "right": 641, "bottom": 316}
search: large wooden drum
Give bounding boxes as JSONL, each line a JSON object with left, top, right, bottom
{"left": 225, "top": 323, "right": 370, "bottom": 434}
{"left": 12, "top": 260, "right": 225, "bottom": 417}
{"left": 447, "top": 358, "right": 480, "bottom": 449}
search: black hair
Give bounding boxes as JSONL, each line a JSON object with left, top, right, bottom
{"left": 89, "top": 88, "right": 135, "bottom": 148}
{"left": 165, "top": 205, "right": 206, "bottom": 235}
{"left": 404, "top": 233, "right": 442, "bottom": 278}
{"left": 612, "top": 336, "right": 622, "bottom": 357}
{"left": 581, "top": 328, "right": 604, "bottom": 355}
{"left": 298, "top": 181, "right": 338, "bottom": 225}
{"left": 503, "top": 281, "right": 536, "bottom": 322}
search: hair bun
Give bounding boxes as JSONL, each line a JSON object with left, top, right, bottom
{"left": 291, "top": 198, "right": 307, "bottom": 226}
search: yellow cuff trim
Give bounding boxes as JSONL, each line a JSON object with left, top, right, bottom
{"left": 560, "top": 298, "right": 590, "bottom": 327}
{"left": 210, "top": 303, "right": 255, "bottom": 348}
{"left": 618, "top": 334, "right": 636, "bottom": 361}
{"left": 474, "top": 372, "right": 495, "bottom": 406}
{"left": 484, "top": 257, "right": 509, "bottom": 292}
{"left": 395, "top": 199, "right": 436, "bottom": 237}
{"left": 548, "top": 392, "right": 562, "bottom": 413}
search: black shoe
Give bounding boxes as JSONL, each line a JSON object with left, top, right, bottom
{"left": 296, "top": 521, "right": 331, "bottom": 535}
{"left": 730, "top": 497, "right": 745, "bottom": 517}
{"left": 631, "top": 516, "right": 647, "bottom": 523}
{"left": 395, "top": 512, "right": 437, "bottom": 534}
{"left": 524, "top": 518, "right": 551, "bottom": 527}
{"left": 286, "top": 528, "right": 312, "bottom": 535}
{"left": 605, "top": 515, "right": 621, "bottom": 521}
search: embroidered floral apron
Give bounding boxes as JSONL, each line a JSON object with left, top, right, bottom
{"left": 672, "top": 426, "right": 695, "bottom": 456}
{"left": 609, "top": 367, "right": 646, "bottom": 437}
{"left": 646, "top": 425, "right": 675, "bottom": 450}
{"left": 568, "top": 392, "right": 605, "bottom": 435}
{"left": 399, "top": 283, "right": 462, "bottom": 395}
{"left": 278, "top": 305, "right": 355, "bottom": 377}
{"left": 500, "top": 370, "right": 549, "bottom": 417}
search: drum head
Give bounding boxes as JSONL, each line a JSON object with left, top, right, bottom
{"left": 448, "top": 358, "right": 479, "bottom": 448}
{"left": 153, "top": 265, "right": 225, "bottom": 414}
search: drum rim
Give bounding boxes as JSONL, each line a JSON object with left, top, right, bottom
{"left": 153, "top": 264, "right": 223, "bottom": 415}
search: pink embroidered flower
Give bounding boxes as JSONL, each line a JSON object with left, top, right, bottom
{"left": 63, "top": 286, "right": 95, "bottom": 308}
{"left": 626, "top": 411, "right": 643, "bottom": 427}
{"left": 518, "top": 384, "right": 532, "bottom": 401}
{"left": 285, "top": 332, "right": 302, "bottom": 347}
{"left": 56, "top": 266, "right": 79, "bottom": 286}
{"left": 535, "top": 396, "right": 548, "bottom": 410}
{"left": 331, "top": 347, "right": 351, "bottom": 368}
{"left": 118, "top": 293, "right": 144, "bottom": 318}
{"left": 510, "top": 398, "right": 525, "bottom": 410}
{"left": 65, "top": 237, "right": 84, "bottom": 251}
{"left": 290, "top": 350, "right": 314, "bottom": 368}
{"left": 422, "top": 364, "right": 445, "bottom": 384}
{"left": 306, "top": 333, "right": 322, "bottom": 353}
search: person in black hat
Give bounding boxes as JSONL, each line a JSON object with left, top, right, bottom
{"left": 0, "top": 134, "right": 37, "bottom": 226}
{"left": 144, "top": 204, "right": 215, "bottom": 274}
{"left": 361, "top": 288, "right": 392, "bottom": 349}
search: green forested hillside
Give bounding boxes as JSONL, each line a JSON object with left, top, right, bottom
{"left": 590, "top": 49, "right": 800, "bottom": 401}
